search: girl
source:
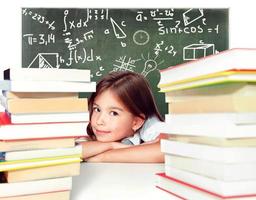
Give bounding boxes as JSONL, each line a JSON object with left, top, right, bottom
{"left": 81, "top": 71, "right": 165, "bottom": 163}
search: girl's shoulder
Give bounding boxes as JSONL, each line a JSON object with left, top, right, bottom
{"left": 139, "top": 116, "right": 165, "bottom": 142}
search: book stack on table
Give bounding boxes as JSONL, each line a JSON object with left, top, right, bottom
{"left": 157, "top": 48, "right": 256, "bottom": 200}
{"left": 0, "top": 68, "right": 96, "bottom": 200}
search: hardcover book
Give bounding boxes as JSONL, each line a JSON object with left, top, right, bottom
{"left": 0, "top": 80, "right": 96, "bottom": 92}
{"left": 0, "top": 112, "right": 87, "bottom": 141}
{"left": 161, "top": 139, "right": 256, "bottom": 163}
{"left": 0, "top": 96, "right": 88, "bottom": 114}
{"left": 4, "top": 68, "right": 91, "bottom": 82}
{"left": 158, "top": 48, "right": 256, "bottom": 87}
{"left": 0, "top": 177, "right": 72, "bottom": 198}
{"left": 165, "top": 154, "right": 256, "bottom": 181}
{"left": 156, "top": 173, "right": 256, "bottom": 200}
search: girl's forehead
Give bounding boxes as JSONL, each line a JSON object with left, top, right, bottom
{"left": 95, "top": 89, "right": 121, "bottom": 104}
{"left": 94, "top": 89, "right": 130, "bottom": 112}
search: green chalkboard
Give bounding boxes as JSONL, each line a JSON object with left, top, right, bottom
{"left": 22, "top": 8, "right": 229, "bottom": 116}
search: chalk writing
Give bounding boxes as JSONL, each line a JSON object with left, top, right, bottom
{"left": 22, "top": 8, "right": 229, "bottom": 115}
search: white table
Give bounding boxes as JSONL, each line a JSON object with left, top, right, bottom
{"left": 71, "top": 163, "right": 178, "bottom": 200}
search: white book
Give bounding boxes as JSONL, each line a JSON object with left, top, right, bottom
{"left": 4, "top": 68, "right": 91, "bottom": 82}
{"left": 165, "top": 154, "right": 256, "bottom": 181}
{"left": 158, "top": 48, "right": 256, "bottom": 86}
{"left": 165, "top": 113, "right": 256, "bottom": 125}
{"left": 0, "top": 80, "right": 96, "bottom": 92}
{"left": 0, "top": 121, "right": 88, "bottom": 140}
{"left": 156, "top": 173, "right": 256, "bottom": 200}
{"left": 164, "top": 166, "right": 256, "bottom": 197}
{"left": 0, "top": 177, "right": 72, "bottom": 198}
{"left": 161, "top": 139, "right": 256, "bottom": 163}
{"left": 10, "top": 112, "right": 89, "bottom": 123}
{"left": 4, "top": 145, "right": 82, "bottom": 161}
{"left": 164, "top": 114, "right": 256, "bottom": 138}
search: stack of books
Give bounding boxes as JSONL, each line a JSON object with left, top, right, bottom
{"left": 156, "top": 48, "right": 256, "bottom": 200}
{"left": 0, "top": 68, "right": 96, "bottom": 200}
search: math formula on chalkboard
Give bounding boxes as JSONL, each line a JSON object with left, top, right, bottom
{"left": 22, "top": 8, "right": 229, "bottom": 115}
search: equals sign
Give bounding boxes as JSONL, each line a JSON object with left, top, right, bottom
{"left": 207, "top": 28, "right": 213, "bottom": 33}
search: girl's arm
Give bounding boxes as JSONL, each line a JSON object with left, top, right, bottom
{"left": 80, "top": 141, "right": 130, "bottom": 159}
{"left": 86, "top": 140, "right": 164, "bottom": 163}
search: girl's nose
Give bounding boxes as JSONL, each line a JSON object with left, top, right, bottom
{"left": 96, "top": 113, "right": 105, "bottom": 125}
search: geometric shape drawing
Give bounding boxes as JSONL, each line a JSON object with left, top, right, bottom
{"left": 133, "top": 30, "right": 150, "bottom": 45}
{"left": 183, "top": 43, "right": 215, "bottom": 61}
{"left": 110, "top": 17, "right": 126, "bottom": 39}
{"left": 28, "top": 53, "right": 60, "bottom": 68}
{"left": 183, "top": 8, "right": 204, "bottom": 26}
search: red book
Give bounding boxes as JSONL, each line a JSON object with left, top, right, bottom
{"left": 156, "top": 173, "right": 256, "bottom": 200}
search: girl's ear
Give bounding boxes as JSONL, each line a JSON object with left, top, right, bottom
{"left": 132, "top": 115, "right": 145, "bottom": 132}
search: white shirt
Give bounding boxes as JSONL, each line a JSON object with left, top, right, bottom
{"left": 121, "top": 116, "right": 165, "bottom": 145}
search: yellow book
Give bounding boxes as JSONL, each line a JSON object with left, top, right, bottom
{"left": 5, "top": 162, "right": 80, "bottom": 183}
{"left": 0, "top": 96, "right": 88, "bottom": 114}
{"left": 160, "top": 70, "right": 256, "bottom": 92}
{"left": 0, "top": 155, "right": 81, "bottom": 172}
{"left": 166, "top": 83, "right": 256, "bottom": 113}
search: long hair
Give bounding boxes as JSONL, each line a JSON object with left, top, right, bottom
{"left": 87, "top": 71, "right": 164, "bottom": 140}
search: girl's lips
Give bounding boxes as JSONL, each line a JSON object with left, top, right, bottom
{"left": 95, "top": 129, "right": 111, "bottom": 135}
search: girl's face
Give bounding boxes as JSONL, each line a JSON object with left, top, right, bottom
{"left": 90, "top": 89, "right": 144, "bottom": 142}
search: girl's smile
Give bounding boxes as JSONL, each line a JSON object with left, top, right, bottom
{"left": 91, "top": 89, "right": 144, "bottom": 142}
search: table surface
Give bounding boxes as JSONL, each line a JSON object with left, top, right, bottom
{"left": 71, "top": 162, "right": 178, "bottom": 200}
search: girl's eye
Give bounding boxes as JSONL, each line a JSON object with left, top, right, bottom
{"left": 93, "top": 107, "right": 100, "bottom": 112}
{"left": 110, "top": 111, "right": 119, "bottom": 116}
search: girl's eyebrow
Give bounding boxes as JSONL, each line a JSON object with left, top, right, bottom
{"left": 93, "top": 103, "right": 124, "bottom": 112}
{"left": 109, "top": 106, "right": 124, "bottom": 112}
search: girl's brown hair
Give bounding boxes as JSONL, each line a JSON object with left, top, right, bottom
{"left": 87, "top": 71, "right": 164, "bottom": 139}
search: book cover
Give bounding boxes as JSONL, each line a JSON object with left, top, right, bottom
{"left": 159, "top": 70, "right": 256, "bottom": 92}
{"left": 0, "top": 177, "right": 72, "bottom": 198}
{"left": 10, "top": 112, "right": 89, "bottom": 124}
{"left": 165, "top": 154, "right": 256, "bottom": 181}
{"left": 158, "top": 48, "right": 256, "bottom": 87}
{"left": 3, "top": 145, "right": 82, "bottom": 161}
{"left": 165, "top": 82, "right": 255, "bottom": 98}
{"left": 0, "top": 80, "right": 96, "bottom": 92}
{"left": 156, "top": 173, "right": 256, "bottom": 200}
{"left": 162, "top": 166, "right": 256, "bottom": 196}
{"left": 0, "top": 112, "right": 88, "bottom": 141}
{"left": 0, "top": 96, "right": 88, "bottom": 114}
{"left": 161, "top": 139, "right": 256, "bottom": 163}
{"left": 165, "top": 113, "right": 256, "bottom": 125}
{"left": 5, "top": 162, "right": 80, "bottom": 183}
{"left": 2, "top": 91, "right": 79, "bottom": 99}
{"left": 4, "top": 68, "right": 91, "bottom": 82}
{"left": 167, "top": 134, "right": 256, "bottom": 147}
{"left": 0, "top": 190, "right": 70, "bottom": 200}
{"left": 167, "top": 95, "right": 256, "bottom": 113}
{"left": 0, "top": 137, "right": 75, "bottom": 152}
{"left": 163, "top": 114, "right": 256, "bottom": 138}
{"left": 0, "top": 154, "right": 81, "bottom": 172}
